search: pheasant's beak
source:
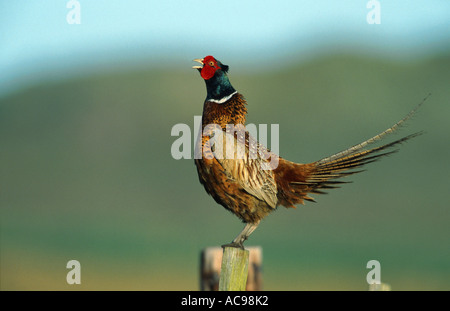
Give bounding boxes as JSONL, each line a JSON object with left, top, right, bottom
{"left": 192, "top": 58, "right": 204, "bottom": 69}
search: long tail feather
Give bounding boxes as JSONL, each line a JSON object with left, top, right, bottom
{"left": 297, "top": 132, "right": 423, "bottom": 195}
{"left": 317, "top": 93, "right": 430, "bottom": 166}
{"left": 291, "top": 97, "right": 427, "bottom": 197}
{"left": 277, "top": 97, "right": 427, "bottom": 208}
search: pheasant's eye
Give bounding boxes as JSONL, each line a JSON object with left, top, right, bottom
{"left": 208, "top": 61, "right": 215, "bottom": 67}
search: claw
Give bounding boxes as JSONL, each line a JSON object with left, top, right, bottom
{"left": 221, "top": 241, "right": 245, "bottom": 250}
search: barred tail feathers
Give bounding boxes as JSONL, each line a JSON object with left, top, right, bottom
{"left": 317, "top": 94, "right": 429, "bottom": 166}
{"left": 303, "top": 131, "right": 422, "bottom": 192}
{"left": 278, "top": 99, "right": 427, "bottom": 207}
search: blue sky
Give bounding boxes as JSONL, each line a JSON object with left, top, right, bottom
{"left": 1, "top": 0, "right": 449, "bottom": 97}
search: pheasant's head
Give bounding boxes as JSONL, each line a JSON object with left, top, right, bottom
{"left": 192, "top": 55, "right": 229, "bottom": 80}
{"left": 193, "top": 55, "right": 235, "bottom": 102}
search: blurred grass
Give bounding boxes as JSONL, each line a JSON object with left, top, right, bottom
{"left": 1, "top": 53, "right": 450, "bottom": 290}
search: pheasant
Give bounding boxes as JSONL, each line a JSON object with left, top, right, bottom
{"left": 193, "top": 55, "right": 423, "bottom": 249}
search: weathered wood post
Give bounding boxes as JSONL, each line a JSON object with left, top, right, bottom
{"left": 200, "top": 246, "right": 262, "bottom": 291}
{"left": 219, "top": 247, "right": 249, "bottom": 291}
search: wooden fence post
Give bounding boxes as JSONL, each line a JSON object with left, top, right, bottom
{"left": 200, "top": 246, "right": 262, "bottom": 291}
{"left": 219, "top": 247, "right": 249, "bottom": 291}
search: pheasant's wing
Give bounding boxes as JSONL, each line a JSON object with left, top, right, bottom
{"left": 208, "top": 125, "right": 278, "bottom": 209}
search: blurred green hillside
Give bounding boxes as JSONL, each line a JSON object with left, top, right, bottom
{"left": 1, "top": 53, "right": 449, "bottom": 290}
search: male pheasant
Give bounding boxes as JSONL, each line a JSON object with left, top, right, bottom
{"left": 193, "top": 55, "right": 423, "bottom": 249}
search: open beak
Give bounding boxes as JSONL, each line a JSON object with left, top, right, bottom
{"left": 192, "top": 58, "right": 204, "bottom": 69}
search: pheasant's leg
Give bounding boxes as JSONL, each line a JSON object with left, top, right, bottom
{"left": 222, "top": 221, "right": 260, "bottom": 250}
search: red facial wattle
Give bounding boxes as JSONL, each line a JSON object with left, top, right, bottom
{"left": 200, "top": 56, "right": 221, "bottom": 80}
